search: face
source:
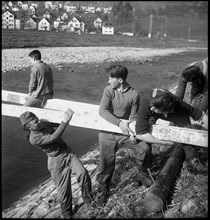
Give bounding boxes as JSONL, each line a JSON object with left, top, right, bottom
{"left": 27, "top": 117, "right": 42, "bottom": 130}
{"left": 29, "top": 57, "right": 35, "bottom": 65}
{"left": 108, "top": 76, "right": 122, "bottom": 89}
{"left": 150, "top": 106, "right": 174, "bottom": 115}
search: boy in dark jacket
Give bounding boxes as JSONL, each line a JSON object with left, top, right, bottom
{"left": 175, "top": 58, "right": 208, "bottom": 113}
{"left": 20, "top": 109, "right": 93, "bottom": 218}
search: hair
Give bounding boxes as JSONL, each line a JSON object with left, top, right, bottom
{"left": 182, "top": 65, "right": 202, "bottom": 82}
{"left": 28, "top": 50, "right": 41, "bottom": 60}
{"left": 105, "top": 64, "right": 128, "bottom": 80}
{"left": 150, "top": 90, "right": 178, "bottom": 112}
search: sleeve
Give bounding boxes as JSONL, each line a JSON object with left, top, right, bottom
{"left": 30, "top": 121, "right": 68, "bottom": 146}
{"left": 175, "top": 72, "right": 187, "bottom": 100}
{"left": 99, "top": 87, "right": 121, "bottom": 126}
{"left": 28, "top": 67, "right": 37, "bottom": 94}
{"left": 129, "top": 91, "right": 140, "bottom": 122}
{"left": 200, "top": 73, "right": 208, "bottom": 111}
{"left": 178, "top": 99, "right": 203, "bottom": 121}
{"left": 135, "top": 96, "right": 151, "bottom": 135}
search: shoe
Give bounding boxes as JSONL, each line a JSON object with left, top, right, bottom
{"left": 138, "top": 171, "right": 153, "bottom": 188}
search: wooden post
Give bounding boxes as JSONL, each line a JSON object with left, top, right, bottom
{"left": 143, "top": 143, "right": 186, "bottom": 214}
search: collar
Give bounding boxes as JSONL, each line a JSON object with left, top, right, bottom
{"left": 117, "top": 83, "right": 131, "bottom": 93}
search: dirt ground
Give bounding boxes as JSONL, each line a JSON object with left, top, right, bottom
{"left": 2, "top": 49, "right": 207, "bottom": 106}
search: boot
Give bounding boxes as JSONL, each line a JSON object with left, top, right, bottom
{"left": 97, "top": 184, "right": 109, "bottom": 205}
{"left": 138, "top": 170, "right": 153, "bottom": 188}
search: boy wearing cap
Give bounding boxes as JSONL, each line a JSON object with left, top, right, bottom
{"left": 96, "top": 64, "right": 153, "bottom": 205}
{"left": 20, "top": 109, "right": 93, "bottom": 218}
{"left": 24, "top": 50, "right": 54, "bottom": 107}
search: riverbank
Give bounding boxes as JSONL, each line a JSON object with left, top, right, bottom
{"left": 2, "top": 47, "right": 208, "bottom": 218}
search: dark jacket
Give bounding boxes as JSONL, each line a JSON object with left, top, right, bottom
{"left": 136, "top": 88, "right": 203, "bottom": 135}
{"left": 175, "top": 58, "right": 208, "bottom": 111}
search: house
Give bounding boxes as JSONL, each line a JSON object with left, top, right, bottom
{"left": 95, "top": 7, "right": 103, "bottom": 13}
{"left": 43, "top": 9, "right": 52, "bottom": 20}
{"left": 102, "top": 21, "right": 114, "bottom": 35}
{"left": 61, "top": 12, "right": 69, "bottom": 21}
{"left": 2, "top": 10, "right": 15, "bottom": 29}
{"left": 24, "top": 17, "right": 38, "bottom": 30}
{"left": 38, "top": 17, "right": 52, "bottom": 31}
{"left": 28, "top": 5, "right": 36, "bottom": 15}
{"left": 54, "top": 17, "right": 63, "bottom": 30}
{"left": 66, "top": 5, "right": 77, "bottom": 13}
{"left": 68, "top": 16, "right": 85, "bottom": 33}
{"left": 103, "top": 7, "right": 112, "bottom": 13}
{"left": 22, "top": 2, "right": 28, "bottom": 10}
{"left": 94, "top": 17, "right": 102, "bottom": 28}
{"left": 45, "top": 1, "right": 53, "bottom": 9}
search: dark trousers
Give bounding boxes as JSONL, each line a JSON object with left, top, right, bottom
{"left": 47, "top": 151, "right": 92, "bottom": 218}
{"left": 96, "top": 132, "right": 153, "bottom": 187}
{"left": 23, "top": 92, "right": 53, "bottom": 108}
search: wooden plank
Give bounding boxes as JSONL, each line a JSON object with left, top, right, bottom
{"left": 2, "top": 103, "right": 207, "bottom": 147}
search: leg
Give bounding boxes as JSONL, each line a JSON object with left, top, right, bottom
{"left": 23, "top": 96, "right": 42, "bottom": 107}
{"left": 129, "top": 141, "right": 153, "bottom": 187}
{"left": 48, "top": 153, "right": 73, "bottom": 218}
{"left": 70, "top": 154, "right": 93, "bottom": 204}
{"left": 96, "top": 132, "right": 118, "bottom": 187}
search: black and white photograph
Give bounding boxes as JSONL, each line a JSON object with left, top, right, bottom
{"left": 2, "top": 1, "right": 208, "bottom": 218}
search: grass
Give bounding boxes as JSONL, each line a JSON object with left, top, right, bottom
{"left": 2, "top": 29, "right": 207, "bottom": 49}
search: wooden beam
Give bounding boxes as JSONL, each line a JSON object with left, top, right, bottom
{"left": 2, "top": 90, "right": 208, "bottom": 147}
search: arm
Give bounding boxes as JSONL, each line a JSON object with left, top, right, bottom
{"left": 175, "top": 72, "right": 187, "bottom": 100}
{"left": 28, "top": 67, "right": 37, "bottom": 96}
{"left": 136, "top": 133, "right": 174, "bottom": 145}
{"left": 31, "top": 109, "right": 74, "bottom": 146}
{"left": 129, "top": 91, "right": 140, "bottom": 122}
{"left": 99, "top": 87, "right": 121, "bottom": 126}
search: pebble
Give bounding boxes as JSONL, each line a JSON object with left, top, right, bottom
{"left": 2, "top": 47, "right": 197, "bottom": 73}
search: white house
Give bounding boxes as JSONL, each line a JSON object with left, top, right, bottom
{"left": 2, "top": 10, "right": 15, "bottom": 29}
{"left": 61, "top": 12, "right": 69, "bottom": 21}
{"left": 102, "top": 21, "right": 114, "bottom": 35}
{"left": 22, "top": 3, "right": 28, "bottom": 10}
{"left": 24, "top": 17, "right": 38, "bottom": 30}
{"left": 103, "top": 7, "right": 112, "bottom": 13}
{"left": 45, "top": 1, "right": 53, "bottom": 9}
{"left": 66, "top": 5, "right": 77, "bottom": 13}
{"left": 68, "top": 16, "right": 85, "bottom": 33}
{"left": 38, "top": 17, "right": 52, "bottom": 31}
{"left": 43, "top": 9, "right": 51, "bottom": 20}
{"left": 94, "top": 17, "right": 102, "bottom": 28}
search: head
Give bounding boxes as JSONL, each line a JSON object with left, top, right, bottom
{"left": 150, "top": 90, "right": 178, "bottom": 114}
{"left": 182, "top": 65, "right": 202, "bottom": 82}
{"left": 28, "top": 50, "right": 41, "bottom": 64}
{"left": 105, "top": 64, "right": 128, "bottom": 89}
{"left": 20, "top": 111, "right": 42, "bottom": 131}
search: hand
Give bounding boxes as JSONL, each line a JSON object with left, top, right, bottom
{"left": 119, "top": 120, "right": 132, "bottom": 136}
{"left": 63, "top": 108, "right": 74, "bottom": 123}
{"left": 161, "top": 140, "right": 175, "bottom": 146}
{"left": 24, "top": 93, "right": 31, "bottom": 101}
{"left": 129, "top": 134, "right": 138, "bottom": 144}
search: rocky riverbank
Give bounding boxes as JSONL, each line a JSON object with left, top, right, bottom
{"left": 2, "top": 46, "right": 205, "bottom": 73}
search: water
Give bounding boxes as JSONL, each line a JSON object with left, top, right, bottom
{"left": 2, "top": 115, "right": 98, "bottom": 211}
{"left": 1, "top": 62, "right": 169, "bottom": 211}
